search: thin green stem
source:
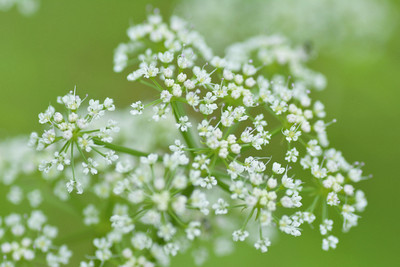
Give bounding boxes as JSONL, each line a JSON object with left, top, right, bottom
{"left": 93, "top": 139, "right": 148, "bottom": 157}
{"left": 75, "top": 141, "right": 88, "bottom": 163}
{"left": 144, "top": 98, "right": 162, "bottom": 108}
{"left": 152, "top": 78, "right": 165, "bottom": 92}
{"left": 139, "top": 79, "right": 162, "bottom": 92}
{"left": 80, "top": 129, "right": 100, "bottom": 134}
{"left": 71, "top": 142, "right": 76, "bottom": 181}
{"left": 270, "top": 126, "right": 282, "bottom": 137}
{"left": 322, "top": 199, "right": 328, "bottom": 220}
{"left": 59, "top": 140, "right": 71, "bottom": 153}
{"left": 168, "top": 210, "right": 187, "bottom": 227}
{"left": 92, "top": 146, "right": 106, "bottom": 157}
{"left": 242, "top": 207, "right": 256, "bottom": 230}
{"left": 170, "top": 101, "right": 198, "bottom": 151}
{"left": 308, "top": 195, "right": 320, "bottom": 213}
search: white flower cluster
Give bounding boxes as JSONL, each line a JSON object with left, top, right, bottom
{"left": 0, "top": 139, "right": 73, "bottom": 267}
{"left": 110, "top": 11, "right": 370, "bottom": 264}
{"left": 78, "top": 141, "right": 245, "bottom": 266}
{"left": 14, "top": 10, "right": 370, "bottom": 267}
{"left": 31, "top": 89, "right": 120, "bottom": 194}
{"left": 0, "top": 210, "right": 71, "bottom": 267}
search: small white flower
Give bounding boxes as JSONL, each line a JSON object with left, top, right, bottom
{"left": 186, "top": 221, "right": 201, "bottom": 240}
{"left": 82, "top": 158, "right": 99, "bottom": 175}
{"left": 322, "top": 235, "right": 339, "bottom": 251}
{"left": 285, "top": 147, "right": 299, "bottom": 162}
{"left": 254, "top": 238, "right": 271, "bottom": 253}
{"left": 232, "top": 230, "right": 249, "bottom": 242}
{"left": 212, "top": 198, "right": 229, "bottom": 215}
{"left": 83, "top": 205, "right": 100, "bottom": 225}
{"left": 272, "top": 162, "right": 285, "bottom": 174}
{"left": 176, "top": 116, "right": 192, "bottom": 132}
{"left": 157, "top": 223, "right": 176, "bottom": 241}
{"left": 320, "top": 219, "right": 333, "bottom": 235}
{"left": 199, "top": 176, "right": 217, "bottom": 189}
{"left": 327, "top": 192, "right": 340, "bottom": 206}
{"left": 283, "top": 125, "right": 301, "bottom": 142}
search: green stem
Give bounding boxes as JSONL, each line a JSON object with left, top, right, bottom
{"left": 93, "top": 139, "right": 148, "bottom": 157}
{"left": 80, "top": 129, "right": 100, "bottom": 134}
{"left": 92, "top": 146, "right": 106, "bottom": 157}
{"left": 152, "top": 79, "right": 165, "bottom": 92}
{"left": 75, "top": 141, "right": 87, "bottom": 162}
{"left": 170, "top": 101, "right": 198, "bottom": 151}
{"left": 308, "top": 195, "right": 320, "bottom": 213}
{"left": 139, "top": 79, "right": 162, "bottom": 92}
{"left": 270, "top": 126, "right": 282, "bottom": 137}
{"left": 322, "top": 199, "right": 328, "bottom": 220}
{"left": 168, "top": 210, "right": 187, "bottom": 227}
{"left": 144, "top": 98, "right": 162, "bottom": 108}
{"left": 59, "top": 140, "right": 71, "bottom": 153}
{"left": 71, "top": 142, "right": 76, "bottom": 181}
{"left": 242, "top": 207, "right": 256, "bottom": 230}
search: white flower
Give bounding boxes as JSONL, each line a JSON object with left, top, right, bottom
{"left": 186, "top": 221, "right": 201, "bottom": 240}
{"left": 271, "top": 100, "right": 287, "bottom": 115}
{"left": 88, "top": 99, "right": 105, "bottom": 119}
{"left": 254, "top": 238, "right": 271, "bottom": 253}
{"left": 164, "top": 242, "right": 180, "bottom": 256}
{"left": 285, "top": 148, "right": 299, "bottom": 162}
{"left": 110, "top": 214, "right": 134, "bottom": 233}
{"left": 283, "top": 125, "right": 302, "bottom": 142}
{"left": 327, "top": 192, "right": 340, "bottom": 206}
{"left": 322, "top": 235, "right": 339, "bottom": 251}
{"left": 199, "top": 176, "right": 217, "bottom": 189}
{"left": 212, "top": 198, "right": 229, "bottom": 215}
{"left": 104, "top": 151, "right": 118, "bottom": 164}
{"left": 157, "top": 223, "right": 176, "bottom": 241}
{"left": 104, "top": 97, "right": 115, "bottom": 111}
{"left": 232, "top": 230, "right": 249, "bottom": 242}
{"left": 158, "top": 51, "right": 174, "bottom": 63}
{"left": 83, "top": 205, "right": 100, "bottom": 225}
{"left": 27, "top": 190, "right": 43, "bottom": 208}
{"left": 175, "top": 116, "right": 192, "bottom": 132}
{"left": 272, "top": 162, "right": 285, "bottom": 174}
{"left": 279, "top": 215, "right": 301, "bottom": 237}
{"left": 131, "top": 232, "right": 152, "bottom": 250}
{"left": 78, "top": 134, "right": 94, "bottom": 152}
{"left": 320, "top": 219, "right": 333, "bottom": 235}
{"left": 82, "top": 158, "right": 99, "bottom": 175}
{"left": 140, "top": 153, "right": 158, "bottom": 164}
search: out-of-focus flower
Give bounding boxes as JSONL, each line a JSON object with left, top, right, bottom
{"left": 0, "top": 0, "right": 40, "bottom": 16}
{"left": 177, "top": 0, "right": 397, "bottom": 54}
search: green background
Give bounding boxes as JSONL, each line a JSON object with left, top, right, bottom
{"left": 1, "top": 0, "right": 399, "bottom": 266}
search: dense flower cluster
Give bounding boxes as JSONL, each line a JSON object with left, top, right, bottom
{"left": 89, "top": 12, "right": 370, "bottom": 265}
{"left": 1, "top": 10, "right": 369, "bottom": 267}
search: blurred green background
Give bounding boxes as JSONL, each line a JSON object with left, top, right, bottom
{"left": 1, "top": 0, "right": 399, "bottom": 266}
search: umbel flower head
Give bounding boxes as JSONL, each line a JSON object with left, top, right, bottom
{"left": 31, "top": 10, "right": 370, "bottom": 267}
{"left": 32, "top": 89, "right": 120, "bottom": 194}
